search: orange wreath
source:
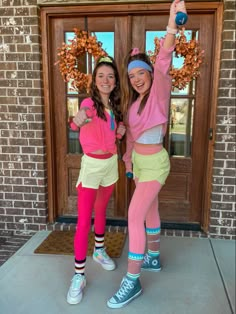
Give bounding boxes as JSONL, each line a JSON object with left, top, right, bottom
{"left": 55, "top": 28, "right": 107, "bottom": 92}
{"left": 148, "top": 28, "right": 204, "bottom": 90}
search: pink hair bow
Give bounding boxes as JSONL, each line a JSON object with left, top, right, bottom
{"left": 131, "top": 48, "right": 140, "bottom": 56}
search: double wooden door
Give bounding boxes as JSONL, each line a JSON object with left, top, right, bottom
{"left": 43, "top": 3, "right": 214, "bottom": 227}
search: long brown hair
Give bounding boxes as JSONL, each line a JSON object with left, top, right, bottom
{"left": 121, "top": 50, "right": 153, "bottom": 122}
{"left": 89, "top": 56, "right": 122, "bottom": 122}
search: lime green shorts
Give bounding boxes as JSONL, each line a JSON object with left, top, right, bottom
{"left": 76, "top": 154, "right": 118, "bottom": 189}
{"left": 132, "top": 148, "right": 170, "bottom": 185}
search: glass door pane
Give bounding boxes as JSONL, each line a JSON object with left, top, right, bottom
{"left": 169, "top": 98, "right": 194, "bottom": 156}
{"left": 65, "top": 31, "right": 114, "bottom": 154}
{"left": 145, "top": 29, "right": 197, "bottom": 157}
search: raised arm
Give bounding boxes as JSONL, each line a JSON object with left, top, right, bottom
{"left": 163, "top": 0, "right": 187, "bottom": 50}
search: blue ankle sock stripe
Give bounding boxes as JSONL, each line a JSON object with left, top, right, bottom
{"left": 128, "top": 252, "right": 144, "bottom": 261}
{"left": 148, "top": 249, "right": 160, "bottom": 257}
{"left": 146, "top": 227, "right": 161, "bottom": 235}
{"left": 127, "top": 272, "right": 140, "bottom": 280}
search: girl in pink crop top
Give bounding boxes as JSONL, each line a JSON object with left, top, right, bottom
{"left": 107, "top": 0, "right": 187, "bottom": 309}
{"left": 67, "top": 55, "right": 125, "bottom": 305}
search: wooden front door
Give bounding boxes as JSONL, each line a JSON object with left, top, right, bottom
{"left": 49, "top": 15, "right": 129, "bottom": 220}
{"left": 42, "top": 3, "right": 216, "bottom": 227}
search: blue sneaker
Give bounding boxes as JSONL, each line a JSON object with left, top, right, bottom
{"left": 141, "top": 253, "right": 161, "bottom": 272}
{"left": 107, "top": 276, "right": 142, "bottom": 309}
{"left": 66, "top": 274, "right": 86, "bottom": 304}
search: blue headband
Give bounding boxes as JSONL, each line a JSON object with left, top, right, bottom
{"left": 128, "top": 60, "right": 152, "bottom": 73}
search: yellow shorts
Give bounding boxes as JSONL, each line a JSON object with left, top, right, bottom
{"left": 132, "top": 148, "right": 170, "bottom": 185}
{"left": 76, "top": 154, "right": 118, "bottom": 189}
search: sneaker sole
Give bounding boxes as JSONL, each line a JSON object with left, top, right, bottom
{"left": 67, "top": 292, "right": 83, "bottom": 305}
{"left": 107, "top": 289, "right": 142, "bottom": 309}
{"left": 141, "top": 266, "right": 162, "bottom": 272}
{"left": 93, "top": 255, "right": 116, "bottom": 271}
{"left": 66, "top": 281, "right": 86, "bottom": 305}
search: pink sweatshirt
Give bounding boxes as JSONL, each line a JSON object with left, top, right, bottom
{"left": 70, "top": 98, "right": 117, "bottom": 154}
{"left": 123, "top": 40, "right": 175, "bottom": 172}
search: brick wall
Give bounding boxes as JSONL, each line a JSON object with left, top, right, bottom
{"left": 209, "top": 0, "right": 236, "bottom": 239}
{"left": 0, "top": 0, "right": 47, "bottom": 237}
{"left": 0, "top": 0, "right": 235, "bottom": 239}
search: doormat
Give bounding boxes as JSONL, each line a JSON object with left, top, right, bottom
{"left": 34, "top": 230, "right": 126, "bottom": 258}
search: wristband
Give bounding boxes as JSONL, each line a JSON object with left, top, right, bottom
{"left": 166, "top": 26, "right": 178, "bottom": 35}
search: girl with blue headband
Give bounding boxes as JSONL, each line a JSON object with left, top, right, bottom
{"left": 107, "top": 0, "right": 187, "bottom": 308}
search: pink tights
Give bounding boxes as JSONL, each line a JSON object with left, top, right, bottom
{"left": 128, "top": 180, "right": 162, "bottom": 274}
{"left": 74, "top": 183, "right": 115, "bottom": 261}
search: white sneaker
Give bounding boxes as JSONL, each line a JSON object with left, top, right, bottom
{"left": 66, "top": 274, "right": 86, "bottom": 304}
{"left": 93, "top": 247, "right": 116, "bottom": 271}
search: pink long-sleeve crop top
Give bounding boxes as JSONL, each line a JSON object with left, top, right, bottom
{"left": 70, "top": 98, "right": 118, "bottom": 155}
{"left": 123, "top": 40, "right": 175, "bottom": 172}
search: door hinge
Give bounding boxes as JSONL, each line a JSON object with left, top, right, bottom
{"left": 209, "top": 128, "right": 213, "bottom": 140}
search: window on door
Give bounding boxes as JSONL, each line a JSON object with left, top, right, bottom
{"left": 146, "top": 29, "right": 199, "bottom": 157}
{"left": 66, "top": 31, "right": 115, "bottom": 154}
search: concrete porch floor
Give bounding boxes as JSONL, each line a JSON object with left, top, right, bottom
{"left": 0, "top": 231, "right": 235, "bottom": 314}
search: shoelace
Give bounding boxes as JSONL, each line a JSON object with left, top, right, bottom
{"left": 115, "top": 279, "right": 134, "bottom": 301}
{"left": 97, "top": 248, "right": 110, "bottom": 260}
{"left": 71, "top": 274, "right": 83, "bottom": 289}
{"left": 143, "top": 254, "right": 151, "bottom": 265}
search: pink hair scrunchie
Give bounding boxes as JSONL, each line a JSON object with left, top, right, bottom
{"left": 131, "top": 48, "right": 140, "bottom": 56}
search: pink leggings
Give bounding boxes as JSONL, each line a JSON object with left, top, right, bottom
{"left": 74, "top": 183, "right": 115, "bottom": 260}
{"left": 128, "top": 180, "right": 162, "bottom": 254}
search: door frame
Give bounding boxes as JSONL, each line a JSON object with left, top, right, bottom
{"left": 40, "top": 2, "right": 223, "bottom": 232}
